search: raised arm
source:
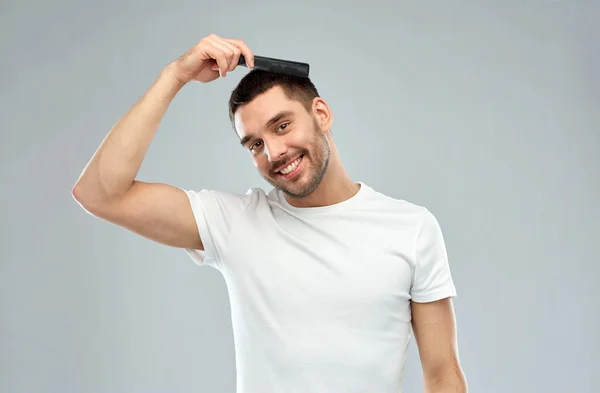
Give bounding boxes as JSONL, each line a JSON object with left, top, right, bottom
{"left": 72, "top": 34, "right": 254, "bottom": 249}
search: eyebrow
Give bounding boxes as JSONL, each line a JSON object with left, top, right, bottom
{"left": 239, "top": 110, "right": 294, "bottom": 146}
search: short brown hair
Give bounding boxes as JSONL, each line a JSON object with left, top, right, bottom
{"left": 228, "top": 69, "right": 320, "bottom": 130}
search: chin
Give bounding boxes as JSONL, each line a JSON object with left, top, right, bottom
{"left": 278, "top": 172, "right": 324, "bottom": 199}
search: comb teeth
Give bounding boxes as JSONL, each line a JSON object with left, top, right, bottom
{"left": 238, "top": 55, "right": 310, "bottom": 78}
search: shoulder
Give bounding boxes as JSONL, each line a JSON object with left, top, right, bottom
{"left": 358, "top": 184, "right": 448, "bottom": 243}
{"left": 184, "top": 186, "right": 269, "bottom": 213}
{"left": 361, "top": 183, "right": 429, "bottom": 217}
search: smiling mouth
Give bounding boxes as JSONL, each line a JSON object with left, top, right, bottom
{"left": 277, "top": 155, "right": 304, "bottom": 179}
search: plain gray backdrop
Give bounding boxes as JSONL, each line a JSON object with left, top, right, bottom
{"left": 1, "top": 0, "right": 599, "bottom": 392}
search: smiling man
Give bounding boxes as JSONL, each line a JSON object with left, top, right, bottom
{"left": 233, "top": 79, "right": 337, "bottom": 204}
{"left": 73, "top": 34, "right": 468, "bottom": 393}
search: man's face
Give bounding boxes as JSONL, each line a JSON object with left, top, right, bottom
{"left": 235, "top": 86, "right": 331, "bottom": 198}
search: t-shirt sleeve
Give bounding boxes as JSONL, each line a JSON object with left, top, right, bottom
{"left": 181, "top": 188, "right": 255, "bottom": 269}
{"left": 410, "top": 208, "right": 457, "bottom": 303}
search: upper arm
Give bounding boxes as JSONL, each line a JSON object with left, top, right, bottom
{"left": 81, "top": 181, "right": 203, "bottom": 250}
{"left": 411, "top": 297, "right": 463, "bottom": 381}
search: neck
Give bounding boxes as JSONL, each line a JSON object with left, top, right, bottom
{"left": 284, "top": 146, "right": 360, "bottom": 208}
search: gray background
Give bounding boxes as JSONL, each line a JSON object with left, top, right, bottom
{"left": 1, "top": 0, "right": 599, "bottom": 392}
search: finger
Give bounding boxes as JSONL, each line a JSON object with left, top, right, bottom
{"left": 209, "top": 60, "right": 220, "bottom": 71}
{"left": 225, "top": 38, "right": 254, "bottom": 68}
{"left": 211, "top": 37, "right": 242, "bottom": 72}
{"left": 207, "top": 38, "right": 236, "bottom": 76}
{"left": 204, "top": 41, "right": 230, "bottom": 78}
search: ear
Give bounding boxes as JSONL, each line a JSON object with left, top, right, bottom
{"left": 312, "top": 97, "right": 333, "bottom": 133}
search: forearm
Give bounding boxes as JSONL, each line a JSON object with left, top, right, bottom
{"left": 424, "top": 367, "right": 468, "bottom": 393}
{"left": 73, "top": 63, "right": 183, "bottom": 205}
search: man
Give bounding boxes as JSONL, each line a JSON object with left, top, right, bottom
{"left": 73, "top": 34, "right": 467, "bottom": 393}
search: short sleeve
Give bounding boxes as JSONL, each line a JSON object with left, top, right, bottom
{"left": 182, "top": 188, "right": 255, "bottom": 269}
{"left": 410, "top": 208, "right": 457, "bottom": 303}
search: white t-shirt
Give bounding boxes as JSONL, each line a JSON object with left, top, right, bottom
{"left": 183, "top": 182, "right": 456, "bottom": 393}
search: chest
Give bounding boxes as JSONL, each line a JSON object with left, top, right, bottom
{"left": 222, "top": 211, "right": 416, "bottom": 329}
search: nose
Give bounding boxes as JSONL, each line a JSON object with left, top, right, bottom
{"left": 264, "top": 138, "right": 287, "bottom": 163}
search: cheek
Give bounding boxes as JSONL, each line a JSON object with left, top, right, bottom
{"left": 247, "top": 153, "right": 259, "bottom": 168}
{"left": 254, "top": 156, "right": 270, "bottom": 173}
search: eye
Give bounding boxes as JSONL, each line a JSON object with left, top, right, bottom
{"left": 277, "top": 122, "right": 289, "bottom": 132}
{"left": 249, "top": 140, "right": 262, "bottom": 152}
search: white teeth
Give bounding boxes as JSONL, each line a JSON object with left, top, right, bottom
{"left": 280, "top": 157, "right": 301, "bottom": 175}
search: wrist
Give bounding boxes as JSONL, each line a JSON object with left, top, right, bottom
{"left": 160, "top": 62, "right": 187, "bottom": 91}
{"left": 144, "top": 63, "right": 186, "bottom": 103}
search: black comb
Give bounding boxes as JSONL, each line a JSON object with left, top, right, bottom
{"left": 237, "top": 55, "right": 310, "bottom": 78}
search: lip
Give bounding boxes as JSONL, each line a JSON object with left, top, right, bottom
{"left": 274, "top": 154, "right": 303, "bottom": 173}
{"left": 277, "top": 155, "right": 304, "bottom": 180}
